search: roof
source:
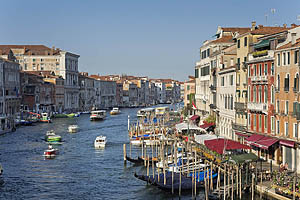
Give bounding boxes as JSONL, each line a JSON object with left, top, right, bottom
{"left": 209, "top": 36, "right": 234, "bottom": 44}
{"left": 277, "top": 38, "right": 300, "bottom": 50}
{"left": 221, "top": 27, "right": 251, "bottom": 34}
{"left": 0, "top": 45, "right": 61, "bottom": 56}
{"left": 250, "top": 26, "right": 290, "bottom": 35}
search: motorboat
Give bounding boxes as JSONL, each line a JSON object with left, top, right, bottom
{"left": 94, "top": 136, "right": 107, "bottom": 148}
{"left": 68, "top": 125, "right": 79, "bottom": 133}
{"left": 90, "top": 110, "right": 106, "bottom": 121}
{"left": 110, "top": 107, "right": 120, "bottom": 115}
{"left": 43, "top": 145, "right": 59, "bottom": 158}
{"left": 74, "top": 112, "right": 80, "bottom": 117}
{"left": 40, "top": 113, "right": 51, "bottom": 123}
{"left": 45, "top": 130, "right": 62, "bottom": 143}
{"left": 0, "top": 164, "right": 3, "bottom": 175}
{"left": 137, "top": 108, "right": 155, "bottom": 118}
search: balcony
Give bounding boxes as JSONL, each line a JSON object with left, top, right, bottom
{"left": 253, "top": 50, "right": 268, "bottom": 57}
{"left": 235, "top": 102, "right": 246, "bottom": 111}
{"left": 232, "top": 122, "right": 247, "bottom": 132}
{"left": 251, "top": 76, "right": 268, "bottom": 82}
{"left": 247, "top": 102, "right": 268, "bottom": 113}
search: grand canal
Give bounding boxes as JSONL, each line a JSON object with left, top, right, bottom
{"left": 0, "top": 107, "right": 265, "bottom": 200}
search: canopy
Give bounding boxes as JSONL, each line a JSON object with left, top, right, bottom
{"left": 279, "top": 139, "right": 295, "bottom": 148}
{"left": 252, "top": 137, "right": 278, "bottom": 150}
{"left": 175, "top": 122, "right": 206, "bottom": 133}
{"left": 245, "top": 134, "right": 265, "bottom": 145}
{"left": 254, "top": 39, "right": 270, "bottom": 49}
{"left": 200, "top": 122, "right": 215, "bottom": 129}
{"left": 235, "top": 132, "right": 249, "bottom": 137}
{"left": 190, "top": 115, "right": 200, "bottom": 121}
{"left": 195, "top": 134, "right": 223, "bottom": 145}
{"left": 204, "top": 138, "right": 251, "bottom": 155}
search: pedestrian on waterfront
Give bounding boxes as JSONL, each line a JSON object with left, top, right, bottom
{"left": 279, "top": 163, "right": 284, "bottom": 172}
{"left": 284, "top": 162, "right": 288, "bottom": 171}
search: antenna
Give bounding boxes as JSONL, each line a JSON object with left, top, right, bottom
{"left": 265, "top": 14, "right": 268, "bottom": 26}
{"left": 271, "top": 8, "right": 276, "bottom": 26}
{"left": 297, "top": 15, "right": 300, "bottom": 23}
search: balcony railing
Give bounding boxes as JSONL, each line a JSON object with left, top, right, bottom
{"left": 253, "top": 50, "right": 268, "bottom": 57}
{"left": 232, "top": 122, "right": 247, "bottom": 132}
{"left": 247, "top": 102, "right": 268, "bottom": 113}
{"left": 235, "top": 102, "right": 246, "bottom": 111}
{"left": 251, "top": 76, "right": 268, "bottom": 82}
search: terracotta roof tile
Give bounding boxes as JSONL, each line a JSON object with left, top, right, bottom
{"left": 0, "top": 45, "right": 61, "bottom": 56}
{"left": 250, "top": 26, "right": 289, "bottom": 35}
{"left": 277, "top": 38, "right": 300, "bottom": 50}
{"left": 210, "top": 36, "right": 234, "bottom": 44}
{"left": 222, "top": 27, "right": 251, "bottom": 34}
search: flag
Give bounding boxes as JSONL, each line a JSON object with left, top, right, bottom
{"left": 192, "top": 101, "right": 198, "bottom": 110}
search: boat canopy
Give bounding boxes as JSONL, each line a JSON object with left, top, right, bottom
{"left": 175, "top": 122, "right": 206, "bottom": 133}
{"left": 195, "top": 134, "right": 223, "bottom": 145}
{"left": 91, "top": 110, "right": 106, "bottom": 114}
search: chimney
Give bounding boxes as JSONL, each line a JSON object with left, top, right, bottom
{"left": 251, "top": 21, "right": 256, "bottom": 31}
{"left": 283, "top": 24, "right": 287, "bottom": 28}
{"left": 291, "top": 32, "right": 297, "bottom": 45}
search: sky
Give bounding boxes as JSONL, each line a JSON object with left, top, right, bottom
{"left": 0, "top": 0, "right": 299, "bottom": 81}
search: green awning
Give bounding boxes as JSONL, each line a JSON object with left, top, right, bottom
{"left": 229, "top": 153, "right": 259, "bottom": 164}
{"left": 254, "top": 39, "right": 270, "bottom": 49}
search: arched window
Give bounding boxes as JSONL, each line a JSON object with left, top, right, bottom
{"left": 259, "top": 86, "right": 262, "bottom": 103}
{"left": 231, "top": 95, "right": 233, "bottom": 110}
{"left": 294, "top": 73, "right": 299, "bottom": 91}
{"left": 271, "top": 85, "right": 274, "bottom": 104}
{"left": 253, "top": 86, "right": 257, "bottom": 102}
{"left": 277, "top": 74, "right": 280, "bottom": 90}
{"left": 264, "top": 85, "right": 268, "bottom": 103}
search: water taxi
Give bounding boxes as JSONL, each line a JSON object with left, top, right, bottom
{"left": 43, "top": 145, "right": 59, "bottom": 158}
{"left": 45, "top": 130, "right": 62, "bottom": 142}
{"left": 40, "top": 113, "right": 51, "bottom": 123}
{"left": 110, "top": 107, "right": 120, "bottom": 115}
{"left": 68, "top": 125, "right": 79, "bottom": 133}
{"left": 137, "top": 108, "right": 155, "bottom": 118}
{"left": 155, "top": 106, "right": 169, "bottom": 116}
{"left": 94, "top": 136, "right": 107, "bottom": 148}
{"left": 90, "top": 110, "right": 106, "bottom": 121}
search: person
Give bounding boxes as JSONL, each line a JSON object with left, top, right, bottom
{"left": 279, "top": 163, "right": 284, "bottom": 172}
{"left": 284, "top": 162, "right": 288, "bottom": 171}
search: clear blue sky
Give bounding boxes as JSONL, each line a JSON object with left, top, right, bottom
{"left": 0, "top": 0, "right": 299, "bottom": 81}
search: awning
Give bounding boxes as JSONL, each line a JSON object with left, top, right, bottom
{"left": 229, "top": 153, "right": 259, "bottom": 164}
{"left": 190, "top": 115, "right": 200, "bottom": 121}
{"left": 235, "top": 132, "right": 249, "bottom": 137}
{"left": 200, "top": 122, "right": 215, "bottom": 129}
{"left": 204, "top": 138, "right": 251, "bottom": 155}
{"left": 279, "top": 139, "right": 295, "bottom": 148}
{"left": 254, "top": 39, "right": 270, "bottom": 49}
{"left": 245, "top": 134, "right": 265, "bottom": 145}
{"left": 195, "top": 134, "right": 223, "bottom": 145}
{"left": 252, "top": 137, "right": 278, "bottom": 150}
{"left": 175, "top": 122, "right": 206, "bottom": 133}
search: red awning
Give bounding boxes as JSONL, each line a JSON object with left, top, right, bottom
{"left": 235, "top": 132, "right": 249, "bottom": 137}
{"left": 252, "top": 137, "right": 278, "bottom": 150}
{"left": 204, "top": 138, "right": 251, "bottom": 155}
{"left": 279, "top": 139, "right": 295, "bottom": 148}
{"left": 245, "top": 134, "right": 265, "bottom": 145}
{"left": 200, "top": 122, "right": 215, "bottom": 129}
{"left": 190, "top": 115, "right": 200, "bottom": 121}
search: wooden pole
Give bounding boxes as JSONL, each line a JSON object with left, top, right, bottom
{"left": 239, "top": 168, "right": 242, "bottom": 199}
{"left": 179, "top": 167, "right": 182, "bottom": 197}
{"left": 194, "top": 150, "right": 197, "bottom": 197}
{"left": 123, "top": 144, "right": 126, "bottom": 164}
{"left": 236, "top": 166, "right": 239, "bottom": 196}
{"left": 293, "top": 175, "right": 296, "bottom": 200}
{"left": 224, "top": 164, "right": 226, "bottom": 200}
{"left": 210, "top": 162, "right": 213, "bottom": 191}
{"left": 251, "top": 173, "right": 255, "bottom": 200}
{"left": 172, "top": 142, "right": 174, "bottom": 195}
{"left": 147, "top": 155, "right": 150, "bottom": 177}
{"left": 231, "top": 169, "right": 234, "bottom": 200}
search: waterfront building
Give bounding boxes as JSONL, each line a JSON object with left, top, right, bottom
{"left": 0, "top": 45, "right": 80, "bottom": 112}
{"left": 215, "top": 45, "right": 237, "bottom": 139}
{"left": 234, "top": 22, "right": 289, "bottom": 142}
{"left": 274, "top": 26, "right": 300, "bottom": 171}
{"left": 79, "top": 72, "right": 95, "bottom": 112}
{"left": 0, "top": 58, "right": 20, "bottom": 131}
{"left": 150, "top": 80, "right": 166, "bottom": 104}
{"left": 183, "top": 76, "right": 195, "bottom": 108}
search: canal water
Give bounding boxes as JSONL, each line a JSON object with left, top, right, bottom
{"left": 0, "top": 107, "right": 268, "bottom": 199}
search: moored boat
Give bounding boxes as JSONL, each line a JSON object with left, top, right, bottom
{"left": 40, "top": 113, "right": 51, "bottom": 123}
{"left": 94, "top": 135, "right": 107, "bottom": 148}
{"left": 110, "top": 107, "right": 120, "bottom": 115}
{"left": 43, "top": 145, "right": 59, "bottom": 158}
{"left": 68, "top": 125, "right": 79, "bottom": 133}
{"left": 90, "top": 110, "right": 106, "bottom": 121}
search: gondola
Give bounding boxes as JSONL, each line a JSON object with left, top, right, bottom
{"left": 125, "top": 156, "right": 144, "bottom": 165}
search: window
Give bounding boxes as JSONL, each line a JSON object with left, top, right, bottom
{"left": 187, "top": 85, "right": 190, "bottom": 90}
{"left": 271, "top": 116, "right": 275, "bottom": 132}
{"left": 231, "top": 96, "right": 233, "bottom": 110}
{"left": 294, "top": 74, "right": 299, "bottom": 91}
{"left": 221, "top": 77, "right": 224, "bottom": 86}
{"left": 225, "top": 96, "right": 227, "bottom": 109}
{"left": 238, "top": 74, "right": 240, "bottom": 85}
{"left": 271, "top": 85, "right": 274, "bottom": 103}
{"left": 41, "top": 58, "right": 44, "bottom": 62}
{"left": 207, "top": 49, "right": 210, "bottom": 57}
{"left": 264, "top": 85, "right": 268, "bottom": 103}
{"left": 195, "top": 68, "right": 199, "bottom": 78}
{"left": 295, "top": 50, "right": 299, "bottom": 64}
{"left": 254, "top": 64, "right": 257, "bottom": 76}
{"left": 237, "top": 39, "right": 240, "bottom": 48}
{"left": 285, "top": 122, "right": 289, "bottom": 136}
{"left": 264, "top": 115, "right": 268, "bottom": 132}
{"left": 283, "top": 52, "right": 286, "bottom": 65}
{"left": 248, "top": 114, "right": 251, "bottom": 126}
{"left": 276, "top": 120, "right": 280, "bottom": 134}
{"left": 284, "top": 74, "right": 290, "bottom": 91}
{"left": 294, "top": 123, "right": 298, "bottom": 138}
{"left": 287, "top": 52, "right": 290, "bottom": 65}
{"left": 248, "top": 86, "right": 251, "bottom": 101}
{"left": 24, "top": 64, "right": 27, "bottom": 70}
{"left": 248, "top": 65, "right": 251, "bottom": 76}
{"left": 277, "top": 54, "right": 281, "bottom": 66}
{"left": 253, "top": 86, "right": 256, "bottom": 102}
{"left": 244, "top": 37, "right": 248, "bottom": 46}
{"left": 259, "top": 115, "right": 262, "bottom": 130}
{"left": 237, "top": 58, "right": 240, "bottom": 65}
{"left": 244, "top": 57, "right": 247, "bottom": 62}
{"left": 230, "top": 75, "right": 233, "bottom": 85}
{"left": 259, "top": 64, "right": 262, "bottom": 76}
{"left": 286, "top": 101, "right": 289, "bottom": 115}
{"left": 271, "top": 63, "right": 274, "bottom": 75}
{"left": 264, "top": 63, "right": 268, "bottom": 75}
{"left": 276, "top": 100, "right": 280, "bottom": 112}
{"left": 33, "top": 58, "right": 36, "bottom": 62}
{"left": 259, "top": 86, "right": 262, "bottom": 103}
{"left": 277, "top": 74, "right": 280, "bottom": 90}
{"left": 254, "top": 114, "right": 257, "bottom": 129}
